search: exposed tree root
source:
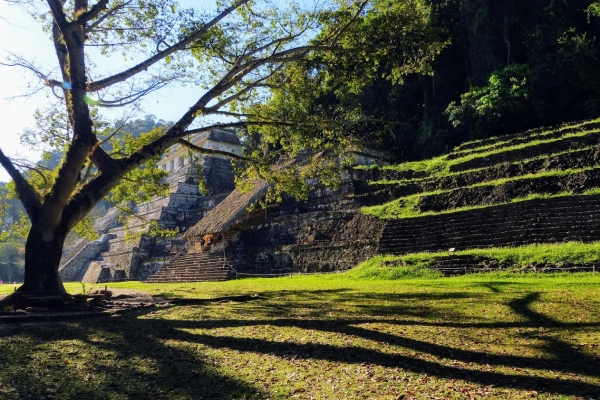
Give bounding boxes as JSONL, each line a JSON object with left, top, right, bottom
{"left": 0, "top": 290, "right": 105, "bottom": 312}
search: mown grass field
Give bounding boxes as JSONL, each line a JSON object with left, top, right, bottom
{"left": 0, "top": 272, "right": 598, "bottom": 399}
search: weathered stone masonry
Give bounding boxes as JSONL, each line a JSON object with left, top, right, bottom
{"left": 377, "top": 194, "right": 600, "bottom": 255}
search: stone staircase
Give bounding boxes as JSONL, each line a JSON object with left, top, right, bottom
{"left": 145, "top": 250, "right": 232, "bottom": 283}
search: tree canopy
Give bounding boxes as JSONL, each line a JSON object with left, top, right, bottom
{"left": 251, "top": 0, "right": 600, "bottom": 160}
{"left": 0, "top": 0, "right": 382, "bottom": 301}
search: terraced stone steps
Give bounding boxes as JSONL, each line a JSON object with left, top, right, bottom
{"left": 449, "top": 129, "right": 600, "bottom": 173}
{"left": 356, "top": 128, "right": 600, "bottom": 212}
{"left": 376, "top": 195, "right": 600, "bottom": 255}
{"left": 365, "top": 145, "right": 600, "bottom": 197}
{"left": 415, "top": 167, "right": 600, "bottom": 215}
{"left": 429, "top": 255, "right": 496, "bottom": 276}
{"left": 145, "top": 250, "right": 231, "bottom": 283}
{"left": 453, "top": 119, "right": 600, "bottom": 153}
{"left": 367, "top": 166, "right": 600, "bottom": 219}
{"left": 352, "top": 168, "right": 430, "bottom": 183}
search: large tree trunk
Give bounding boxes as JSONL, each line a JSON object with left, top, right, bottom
{"left": 18, "top": 225, "right": 67, "bottom": 298}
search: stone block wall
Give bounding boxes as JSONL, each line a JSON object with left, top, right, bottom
{"left": 59, "top": 234, "right": 114, "bottom": 281}
{"left": 81, "top": 261, "right": 127, "bottom": 284}
{"left": 93, "top": 207, "right": 121, "bottom": 234}
{"left": 233, "top": 211, "right": 385, "bottom": 273}
{"left": 201, "top": 156, "right": 237, "bottom": 195}
{"left": 377, "top": 194, "right": 600, "bottom": 255}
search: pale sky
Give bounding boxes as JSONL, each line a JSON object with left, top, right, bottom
{"left": 0, "top": 0, "right": 211, "bottom": 182}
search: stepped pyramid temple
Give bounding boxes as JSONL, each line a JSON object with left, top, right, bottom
{"left": 59, "top": 129, "right": 387, "bottom": 283}
{"left": 60, "top": 119, "right": 600, "bottom": 282}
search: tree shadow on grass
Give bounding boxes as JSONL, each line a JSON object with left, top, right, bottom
{"left": 0, "top": 310, "right": 266, "bottom": 400}
{"left": 252, "top": 289, "right": 474, "bottom": 320}
{"left": 154, "top": 290, "right": 600, "bottom": 398}
{"left": 472, "top": 282, "right": 515, "bottom": 293}
{"left": 0, "top": 290, "right": 598, "bottom": 398}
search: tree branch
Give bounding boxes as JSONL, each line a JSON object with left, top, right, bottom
{"left": 183, "top": 120, "right": 298, "bottom": 136}
{"left": 204, "top": 68, "right": 282, "bottom": 112}
{"left": 87, "top": 0, "right": 250, "bottom": 92}
{"left": 76, "top": 0, "right": 109, "bottom": 24}
{"left": 46, "top": 0, "right": 70, "bottom": 31}
{"left": 190, "top": 45, "right": 326, "bottom": 112}
{"left": 0, "top": 54, "right": 49, "bottom": 82}
{"left": 86, "top": 0, "right": 133, "bottom": 32}
{"left": 93, "top": 79, "right": 170, "bottom": 107}
{"left": 0, "top": 148, "right": 42, "bottom": 221}
{"left": 61, "top": 109, "right": 315, "bottom": 231}
{"left": 176, "top": 138, "right": 251, "bottom": 162}
{"left": 52, "top": 20, "right": 70, "bottom": 84}
{"left": 88, "top": 144, "right": 119, "bottom": 175}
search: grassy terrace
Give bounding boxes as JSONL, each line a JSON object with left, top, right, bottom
{"left": 365, "top": 190, "right": 597, "bottom": 220}
{"left": 452, "top": 118, "right": 600, "bottom": 155}
{"left": 350, "top": 242, "right": 600, "bottom": 278}
{"left": 0, "top": 272, "right": 599, "bottom": 399}
{"left": 358, "top": 119, "right": 600, "bottom": 184}
{"left": 369, "top": 146, "right": 600, "bottom": 188}
{"left": 360, "top": 118, "right": 600, "bottom": 220}
{"left": 361, "top": 167, "right": 600, "bottom": 219}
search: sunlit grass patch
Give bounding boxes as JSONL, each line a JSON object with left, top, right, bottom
{"left": 0, "top": 272, "right": 599, "bottom": 399}
{"left": 354, "top": 242, "right": 600, "bottom": 277}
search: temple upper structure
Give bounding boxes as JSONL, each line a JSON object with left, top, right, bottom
{"left": 157, "top": 129, "right": 243, "bottom": 173}
{"left": 156, "top": 129, "right": 244, "bottom": 194}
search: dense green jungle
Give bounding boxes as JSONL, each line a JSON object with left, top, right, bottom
{"left": 259, "top": 0, "right": 600, "bottom": 161}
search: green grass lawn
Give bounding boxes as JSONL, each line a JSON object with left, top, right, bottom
{"left": 0, "top": 273, "right": 599, "bottom": 399}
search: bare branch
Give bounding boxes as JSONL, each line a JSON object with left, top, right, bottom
{"left": 0, "top": 55, "right": 48, "bottom": 81}
{"left": 0, "top": 52, "right": 67, "bottom": 99}
{"left": 85, "top": 41, "right": 136, "bottom": 47}
{"left": 93, "top": 79, "right": 170, "bottom": 108}
{"left": 176, "top": 138, "right": 251, "bottom": 162}
{"left": 204, "top": 67, "right": 283, "bottom": 112}
{"left": 183, "top": 120, "right": 299, "bottom": 136}
{"left": 234, "top": 27, "right": 309, "bottom": 66}
{"left": 86, "top": 0, "right": 133, "bottom": 32}
{"left": 98, "top": 109, "right": 136, "bottom": 146}
{"left": 87, "top": 0, "right": 250, "bottom": 92}
{"left": 318, "top": 1, "right": 369, "bottom": 45}
{"left": 9, "top": 162, "right": 51, "bottom": 195}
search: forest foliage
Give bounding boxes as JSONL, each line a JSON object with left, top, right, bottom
{"left": 247, "top": 0, "right": 600, "bottom": 162}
